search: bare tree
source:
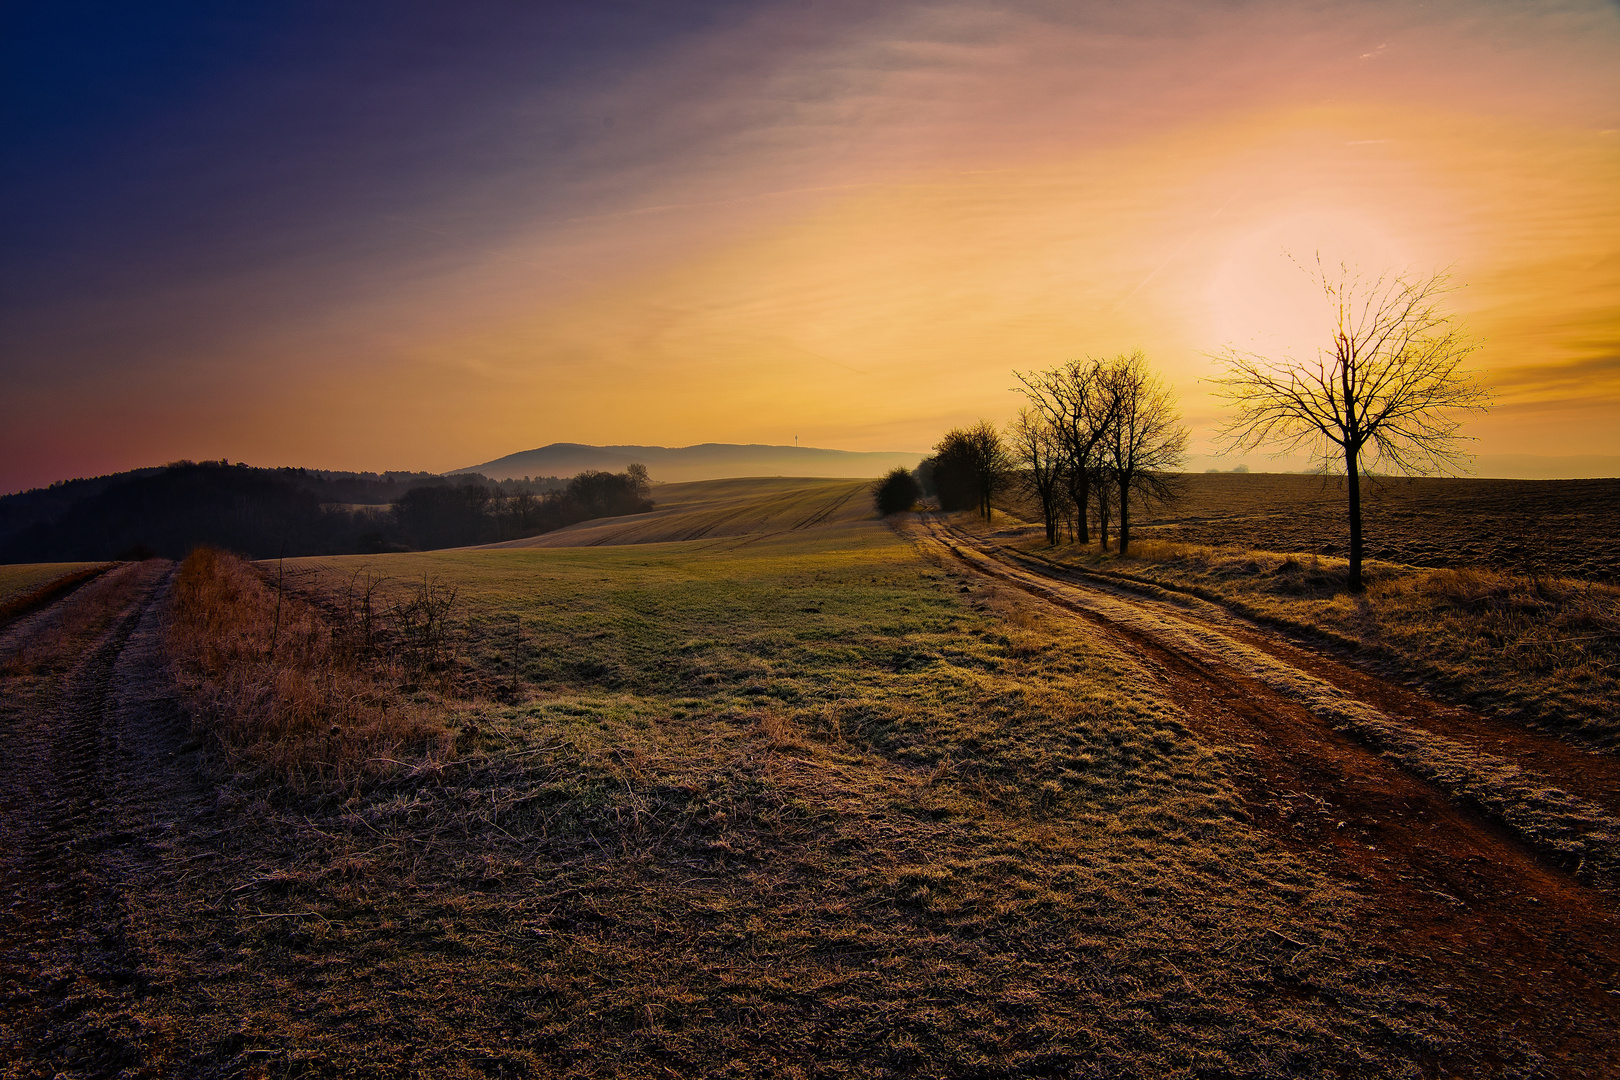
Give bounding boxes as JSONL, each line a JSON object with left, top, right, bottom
{"left": 625, "top": 462, "right": 651, "bottom": 502}
{"left": 933, "top": 421, "right": 1013, "bottom": 520}
{"left": 1094, "top": 466, "right": 1115, "bottom": 552}
{"left": 1008, "top": 408, "right": 1065, "bottom": 544}
{"left": 1015, "top": 358, "right": 1117, "bottom": 544}
{"left": 1214, "top": 261, "right": 1489, "bottom": 590}
{"left": 1102, "top": 350, "right": 1188, "bottom": 555}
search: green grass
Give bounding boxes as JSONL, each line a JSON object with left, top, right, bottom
{"left": 119, "top": 518, "right": 1464, "bottom": 1076}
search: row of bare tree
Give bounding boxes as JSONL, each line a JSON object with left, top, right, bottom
{"left": 916, "top": 261, "right": 1490, "bottom": 592}
{"left": 1011, "top": 350, "right": 1188, "bottom": 554}
{"left": 925, "top": 351, "right": 1188, "bottom": 556}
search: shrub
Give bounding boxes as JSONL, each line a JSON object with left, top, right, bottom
{"left": 167, "top": 547, "right": 457, "bottom": 787}
{"left": 873, "top": 467, "right": 922, "bottom": 516}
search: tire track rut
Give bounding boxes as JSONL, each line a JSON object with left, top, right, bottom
{"left": 0, "top": 561, "right": 214, "bottom": 1078}
{"left": 916, "top": 516, "right": 1620, "bottom": 1078}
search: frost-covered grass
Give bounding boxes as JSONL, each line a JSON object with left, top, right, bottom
{"left": 1027, "top": 535, "right": 1620, "bottom": 750}
{"left": 133, "top": 518, "right": 1460, "bottom": 1077}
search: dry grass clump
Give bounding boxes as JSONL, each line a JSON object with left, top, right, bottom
{"left": 168, "top": 547, "right": 458, "bottom": 787}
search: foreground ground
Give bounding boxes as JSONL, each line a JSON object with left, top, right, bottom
{"left": 1, "top": 478, "right": 1616, "bottom": 1078}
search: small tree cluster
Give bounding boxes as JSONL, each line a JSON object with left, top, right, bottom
{"left": 393, "top": 465, "right": 654, "bottom": 549}
{"left": 1013, "top": 350, "right": 1187, "bottom": 554}
{"left": 873, "top": 467, "right": 923, "bottom": 516}
{"left": 930, "top": 421, "right": 1014, "bottom": 520}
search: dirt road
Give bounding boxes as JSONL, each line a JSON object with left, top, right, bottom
{"left": 4, "top": 535, "right": 1619, "bottom": 1077}
{"left": 0, "top": 561, "right": 218, "bottom": 1078}
{"left": 915, "top": 516, "right": 1620, "bottom": 1079}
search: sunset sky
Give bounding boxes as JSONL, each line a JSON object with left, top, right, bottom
{"left": 4, "top": 0, "right": 1618, "bottom": 492}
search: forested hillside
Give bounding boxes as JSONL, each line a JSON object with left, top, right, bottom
{"left": 0, "top": 461, "right": 647, "bottom": 561}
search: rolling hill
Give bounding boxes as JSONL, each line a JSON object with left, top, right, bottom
{"left": 453, "top": 442, "right": 926, "bottom": 483}
{"left": 480, "top": 477, "right": 875, "bottom": 548}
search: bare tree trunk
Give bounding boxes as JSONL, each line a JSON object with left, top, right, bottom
{"left": 1118, "top": 482, "right": 1131, "bottom": 555}
{"left": 1096, "top": 480, "right": 1111, "bottom": 552}
{"left": 1072, "top": 470, "right": 1090, "bottom": 544}
{"left": 1345, "top": 444, "right": 1364, "bottom": 592}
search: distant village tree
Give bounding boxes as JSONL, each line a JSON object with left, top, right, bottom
{"left": 932, "top": 421, "right": 1012, "bottom": 520}
{"left": 1214, "top": 261, "right": 1489, "bottom": 590}
{"left": 1102, "top": 350, "right": 1188, "bottom": 555}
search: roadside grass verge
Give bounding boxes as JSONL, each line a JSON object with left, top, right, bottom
{"left": 0, "top": 562, "right": 111, "bottom": 623}
{"left": 1009, "top": 532, "right": 1620, "bottom": 751}
{"left": 0, "top": 561, "right": 105, "bottom": 603}
{"left": 129, "top": 524, "right": 1470, "bottom": 1077}
{"left": 0, "top": 562, "right": 147, "bottom": 674}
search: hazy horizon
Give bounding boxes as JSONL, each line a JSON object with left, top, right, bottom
{"left": 7, "top": 439, "right": 1619, "bottom": 498}
{"left": 4, "top": 1, "right": 1617, "bottom": 493}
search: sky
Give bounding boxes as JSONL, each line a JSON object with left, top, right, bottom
{"left": 3, "top": 0, "right": 1618, "bottom": 491}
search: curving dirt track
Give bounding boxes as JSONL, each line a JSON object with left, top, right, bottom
{"left": 4, "top": 520, "right": 1619, "bottom": 1077}
{"left": 914, "top": 515, "right": 1620, "bottom": 1079}
{"left": 0, "top": 560, "right": 216, "bottom": 1078}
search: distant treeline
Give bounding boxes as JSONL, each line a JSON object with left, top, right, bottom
{"left": 0, "top": 461, "right": 651, "bottom": 562}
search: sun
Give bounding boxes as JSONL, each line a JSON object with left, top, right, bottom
{"left": 1206, "top": 206, "right": 1417, "bottom": 359}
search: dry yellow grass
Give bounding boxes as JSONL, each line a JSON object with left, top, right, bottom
{"left": 167, "top": 547, "right": 460, "bottom": 787}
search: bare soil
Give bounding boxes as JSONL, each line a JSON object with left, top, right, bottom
{"left": 0, "top": 561, "right": 219, "bottom": 1078}
{"left": 1094, "top": 473, "right": 1620, "bottom": 581}
{"left": 916, "top": 515, "right": 1620, "bottom": 1080}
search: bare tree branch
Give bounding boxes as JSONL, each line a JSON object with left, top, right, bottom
{"left": 1212, "top": 259, "right": 1490, "bottom": 589}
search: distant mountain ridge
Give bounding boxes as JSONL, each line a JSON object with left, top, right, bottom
{"left": 454, "top": 442, "right": 928, "bottom": 483}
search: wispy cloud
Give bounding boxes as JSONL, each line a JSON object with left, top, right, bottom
{"left": 3, "top": 0, "right": 1619, "bottom": 489}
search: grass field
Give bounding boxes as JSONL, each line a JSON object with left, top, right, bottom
{"left": 140, "top": 507, "right": 1472, "bottom": 1077}
{"left": 0, "top": 562, "right": 100, "bottom": 605}
{"left": 485, "top": 476, "right": 873, "bottom": 548}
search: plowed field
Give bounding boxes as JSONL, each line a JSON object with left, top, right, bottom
{"left": 1107, "top": 473, "right": 1620, "bottom": 581}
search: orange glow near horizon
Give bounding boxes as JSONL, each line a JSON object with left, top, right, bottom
{"left": 4, "top": 1, "right": 1618, "bottom": 489}
{"left": 320, "top": 106, "right": 1617, "bottom": 468}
